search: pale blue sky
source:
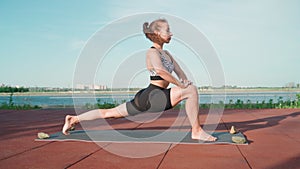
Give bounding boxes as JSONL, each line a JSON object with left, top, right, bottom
{"left": 1, "top": 0, "right": 299, "bottom": 88}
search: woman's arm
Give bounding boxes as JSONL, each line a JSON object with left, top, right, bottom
{"left": 165, "top": 50, "right": 188, "bottom": 81}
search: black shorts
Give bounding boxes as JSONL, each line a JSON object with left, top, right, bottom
{"left": 126, "top": 84, "right": 173, "bottom": 116}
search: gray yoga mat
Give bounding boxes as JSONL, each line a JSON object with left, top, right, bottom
{"left": 36, "top": 130, "right": 248, "bottom": 145}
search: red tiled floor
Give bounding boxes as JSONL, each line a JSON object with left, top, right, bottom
{"left": 70, "top": 143, "right": 166, "bottom": 169}
{"left": 0, "top": 141, "right": 103, "bottom": 169}
{"left": 0, "top": 108, "right": 300, "bottom": 169}
{"left": 159, "top": 144, "right": 249, "bottom": 169}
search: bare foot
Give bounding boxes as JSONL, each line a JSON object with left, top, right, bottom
{"left": 192, "top": 129, "right": 217, "bottom": 142}
{"left": 62, "top": 115, "right": 78, "bottom": 135}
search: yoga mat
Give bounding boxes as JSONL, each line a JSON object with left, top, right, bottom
{"left": 35, "top": 130, "right": 248, "bottom": 145}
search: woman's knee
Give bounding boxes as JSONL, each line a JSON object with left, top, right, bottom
{"left": 187, "top": 85, "right": 198, "bottom": 94}
{"left": 170, "top": 85, "right": 198, "bottom": 104}
{"left": 99, "top": 108, "right": 116, "bottom": 118}
{"left": 100, "top": 109, "right": 110, "bottom": 118}
{"left": 177, "top": 85, "right": 197, "bottom": 99}
{"left": 182, "top": 85, "right": 198, "bottom": 98}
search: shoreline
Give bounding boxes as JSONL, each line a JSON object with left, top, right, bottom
{"left": 0, "top": 88, "right": 299, "bottom": 96}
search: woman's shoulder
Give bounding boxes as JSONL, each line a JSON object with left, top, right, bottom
{"left": 147, "top": 47, "right": 160, "bottom": 56}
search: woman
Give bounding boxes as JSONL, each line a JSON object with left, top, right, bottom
{"left": 62, "top": 19, "right": 217, "bottom": 141}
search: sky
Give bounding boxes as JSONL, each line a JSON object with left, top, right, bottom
{"left": 0, "top": 0, "right": 299, "bottom": 88}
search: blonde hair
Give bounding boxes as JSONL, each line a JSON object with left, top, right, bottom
{"left": 143, "top": 19, "right": 168, "bottom": 43}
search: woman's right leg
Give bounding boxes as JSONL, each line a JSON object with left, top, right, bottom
{"left": 170, "top": 85, "right": 217, "bottom": 141}
{"left": 62, "top": 103, "right": 128, "bottom": 135}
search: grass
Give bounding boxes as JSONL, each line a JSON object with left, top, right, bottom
{"left": 0, "top": 103, "right": 41, "bottom": 110}
{"left": 0, "top": 92, "right": 41, "bottom": 110}
{"left": 84, "top": 99, "right": 121, "bottom": 110}
{"left": 201, "top": 94, "right": 300, "bottom": 109}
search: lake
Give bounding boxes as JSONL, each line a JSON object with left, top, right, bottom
{"left": 0, "top": 91, "right": 298, "bottom": 107}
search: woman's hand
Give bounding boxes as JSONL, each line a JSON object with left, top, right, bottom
{"left": 178, "top": 79, "right": 192, "bottom": 88}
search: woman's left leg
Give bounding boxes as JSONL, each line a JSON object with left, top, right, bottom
{"left": 170, "top": 85, "right": 217, "bottom": 141}
{"left": 62, "top": 103, "right": 128, "bottom": 135}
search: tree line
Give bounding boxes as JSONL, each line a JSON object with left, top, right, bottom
{"left": 0, "top": 86, "right": 29, "bottom": 93}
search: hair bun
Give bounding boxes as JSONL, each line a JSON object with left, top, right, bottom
{"left": 143, "top": 22, "right": 151, "bottom": 34}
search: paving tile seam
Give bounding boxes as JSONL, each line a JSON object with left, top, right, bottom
{"left": 236, "top": 145, "right": 252, "bottom": 169}
{"left": 156, "top": 143, "right": 173, "bottom": 169}
{"left": 156, "top": 116, "right": 188, "bottom": 169}
{"left": 65, "top": 122, "right": 152, "bottom": 168}
{"left": 220, "top": 117, "right": 229, "bottom": 131}
{"left": 133, "top": 122, "right": 145, "bottom": 129}
{"left": 56, "top": 118, "right": 146, "bottom": 168}
{"left": 222, "top": 116, "right": 252, "bottom": 168}
{"left": 64, "top": 121, "right": 143, "bottom": 168}
{"left": 65, "top": 145, "right": 109, "bottom": 169}
{"left": 179, "top": 115, "right": 188, "bottom": 131}
{"left": 0, "top": 141, "right": 54, "bottom": 161}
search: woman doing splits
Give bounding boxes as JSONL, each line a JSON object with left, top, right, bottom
{"left": 62, "top": 18, "right": 217, "bottom": 141}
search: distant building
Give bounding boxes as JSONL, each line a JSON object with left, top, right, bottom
{"left": 285, "top": 82, "right": 296, "bottom": 88}
{"left": 75, "top": 84, "right": 107, "bottom": 90}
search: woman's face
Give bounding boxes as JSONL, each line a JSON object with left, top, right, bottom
{"left": 158, "top": 23, "right": 173, "bottom": 43}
